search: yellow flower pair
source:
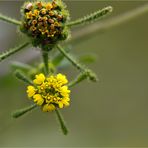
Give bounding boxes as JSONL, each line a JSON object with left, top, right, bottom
{"left": 27, "top": 73, "right": 70, "bottom": 112}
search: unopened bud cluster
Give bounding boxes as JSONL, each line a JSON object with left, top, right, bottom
{"left": 20, "top": 0, "right": 70, "bottom": 50}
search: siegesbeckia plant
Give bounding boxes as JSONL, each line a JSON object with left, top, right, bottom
{"left": 0, "top": 0, "right": 113, "bottom": 135}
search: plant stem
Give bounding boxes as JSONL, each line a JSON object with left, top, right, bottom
{"left": 14, "top": 70, "right": 33, "bottom": 85}
{"left": 68, "top": 72, "right": 88, "bottom": 88}
{"left": 69, "top": 3, "right": 148, "bottom": 45}
{"left": 66, "top": 6, "right": 112, "bottom": 27}
{"left": 42, "top": 50, "right": 49, "bottom": 75}
{"left": 12, "top": 104, "right": 37, "bottom": 118}
{"left": 0, "top": 42, "right": 29, "bottom": 62}
{"left": 57, "top": 45, "right": 83, "bottom": 70}
{"left": 57, "top": 45, "right": 98, "bottom": 82}
{"left": 0, "top": 13, "right": 21, "bottom": 25}
{"left": 55, "top": 109, "right": 68, "bottom": 135}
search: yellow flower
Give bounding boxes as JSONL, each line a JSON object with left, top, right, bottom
{"left": 41, "top": 8, "right": 46, "bottom": 15}
{"left": 46, "top": 3, "right": 53, "bottom": 10}
{"left": 56, "top": 73, "right": 68, "bottom": 85}
{"left": 27, "top": 86, "right": 36, "bottom": 97}
{"left": 33, "top": 94, "right": 44, "bottom": 106}
{"left": 33, "top": 9, "right": 39, "bottom": 16}
{"left": 26, "top": 73, "right": 70, "bottom": 112}
{"left": 42, "top": 104, "right": 55, "bottom": 112}
{"left": 26, "top": 11, "right": 33, "bottom": 19}
{"left": 33, "top": 73, "right": 45, "bottom": 85}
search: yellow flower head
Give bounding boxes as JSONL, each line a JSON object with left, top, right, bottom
{"left": 26, "top": 73, "right": 70, "bottom": 112}
{"left": 20, "top": 0, "right": 70, "bottom": 50}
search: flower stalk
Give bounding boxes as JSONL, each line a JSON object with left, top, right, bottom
{"left": 57, "top": 45, "right": 98, "bottom": 82}
{"left": 66, "top": 6, "right": 113, "bottom": 27}
{"left": 42, "top": 50, "right": 49, "bottom": 75}
{"left": 0, "top": 13, "right": 21, "bottom": 25}
{"left": 0, "top": 42, "right": 29, "bottom": 62}
{"left": 55, "top": 109, "right": 68, "bottom": 135}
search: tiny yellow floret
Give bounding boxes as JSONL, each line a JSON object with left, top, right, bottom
{"left": 33, "top": 73, "right": 45, "bottom": 85}
{"left": 27, "top": 86, "right": 36, "bottom": 97}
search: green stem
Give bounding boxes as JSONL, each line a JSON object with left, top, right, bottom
{"left": 68, "top": 3, "right": 148, "bottom": 45}
{"left": 57, "top": 45, "right": 98, "bottom": 82}
{"left": 42, "top": 50, "right": 49, "bottom": 75}
{"left": 14, "top": 70, "right": 33, "bottom": 85}
{"left": 66, "top": 6, "right": 113, "bottom": 27}
{"left": 0, "top": 42, "right": 29, "bottom": 62}
{"left": 57, "top": 45, "right": 82, "bottom": 70}
{"left": 0, "top": 13, "right": 21, "bottom": 25}
{"left": 68, "top": 72, "right": 88, "bottom": 88}
{"left": 12, "top": 104, "right": 37, "bottom": 118}
{"left": 55, "top": 109, "right": 68, "bottom": 135}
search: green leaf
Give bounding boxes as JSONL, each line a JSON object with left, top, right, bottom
{"left": 11, "top": 61, "right": 33, "bottom": 71}
{"left": 12, "top": 104, "right": 37, "bottom": 118}
{"left": 79, "top": 54, "right": 97, "bottom": 64}
{"left": 14, "top": 70, "right": 33, "bottom": 85}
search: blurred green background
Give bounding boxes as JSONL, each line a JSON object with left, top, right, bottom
{"left": 0, "top": 0, "right": 148, "bottom": 147}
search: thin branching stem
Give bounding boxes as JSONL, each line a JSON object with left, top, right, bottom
{"left": 0, "top": 13, "right": 21, "bottom": 25}
{"left": 57, "top": 45, "right": 83, "bottom": 70}
{"left": 57, "top": 45, "right": 98, "bottom": 82}
{"left": 0, "top": 42, "right": 30, "bottom": 62}
{"left": 55, "top": 109, "right": 68, "bottom": 135}
{"left": 12, "top": 104, "right": 37, "bottom": 118}
{"left": 68, "top": 72, "right": 88, "bottom": 88}
{"left": 69, "top": 3, "right": 148, "bottom": 45}
{"left": 66, "top": 6, "right": 113, "bottom": 27}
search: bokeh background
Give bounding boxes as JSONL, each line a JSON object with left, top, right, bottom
{"left": 0, "top": 0, "right": 148, "bottom": 147}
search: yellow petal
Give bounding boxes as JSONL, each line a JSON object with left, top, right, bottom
{"left": 56, "top": 73, "right": 68, "bottom": 85}
{"left": 33, "top": 94, "right": 44, "bottom": 106}
{"left": 27, "top": 85, "right": 36, "bottom": 97}
{"left": 58, "top": 102, "right": 63, "bottom": 108}
{"left": 33, "top": 73, "right": 45, "bottom": 85}
{"left": 42, "top": 104, "right": 55, "bottom": 112}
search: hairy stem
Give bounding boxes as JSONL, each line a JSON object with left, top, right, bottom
{"left": 55, "top": 109, "right": 68, "bottom": 135}
{"left": 12, "top": 104, "right": 37, "bottom": 118}
{"left": 57, "top": 45, "right": 98, "bottom": 82}
{"left": 0, "top": 13, "right": 21, "bottom": 25}
{"left": 14, "top": 70, "right": 33, "bottom": 85}
{"left": 68, "top": 72, "right": 88, "bottom": 88}
{"left": 42, "top": 51, "right": 49, "bottom": 75}
{"left": 0, "top": 42, "right": 29, "bottom": 62}
{"left": 69, "top": 3, "right": 148, "bottom": 45}
{"left": 67, "top": 6, "right": 113, "bottom": 27}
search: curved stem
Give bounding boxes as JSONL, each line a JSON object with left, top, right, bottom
{"left": 0, "top": 13, "right": 21, "bottom": 25}
{"left": 68, "top": 3, "right": 148, "bottom": 45}
{"left": 66, "top": 6, "right": 112, "bottom": 28}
